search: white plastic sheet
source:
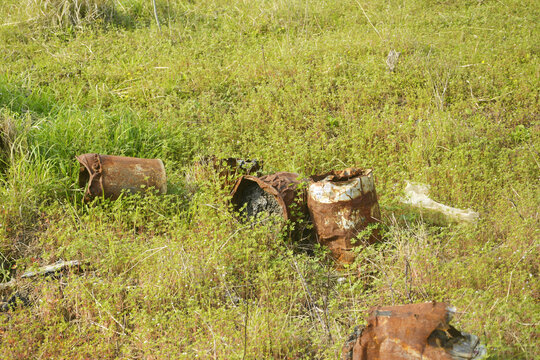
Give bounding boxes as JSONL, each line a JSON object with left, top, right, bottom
{"left": 402, "top": 181, "right": 480, "bottom": 223}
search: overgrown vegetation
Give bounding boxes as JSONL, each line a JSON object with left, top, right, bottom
{"left": 0, "top": 0, "right": 538, "bottom": 358}
{"left": 31, "top": 0, "right": 116, "bottom": 27}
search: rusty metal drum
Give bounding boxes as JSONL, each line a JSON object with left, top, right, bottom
{"left": 76, "top": 153, "right": 167, "bottom": 201}
{"left": 307, "top": 168, "right": 381, "bottom": 264}
{"left": 191, "top": 156, "right": 262, "bottom": 189}
{"left": 230, "top": 172, "right": 307, "bottom": 224}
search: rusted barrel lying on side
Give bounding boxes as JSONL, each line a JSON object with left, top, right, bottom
{"left": 230, "top": 172, "right": 306, "bottom": 224}
{"left": 76, "top": 153, "right": 167, "bottom": 201}
{"left": 307, "top": 168, "right": 380, "bottom": 264}
{"left": 342, "top": 302, "right": 487, "bottom": 360}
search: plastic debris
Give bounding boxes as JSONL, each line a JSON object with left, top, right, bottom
{"left": 402, "top": 181, "right": 479, "bottom": 223}
{"left": 386, "top": 49, "right": 401, "bottom": 72}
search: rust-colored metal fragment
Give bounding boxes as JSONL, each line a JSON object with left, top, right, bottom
{"left": 342, "top": 302, "right": 487, "bottom": 360}
{"left": 215, "top": 157, "right": 262, "bottom": 178}
{"left": 230, "top": 172, "right": 307, "bottom": 224}
{"left": 193, "top": 156, "right": 262, "bottom": 189}
{"left": 77, "top": 153, "right": 167, "bottom": 201}
{"left": 307, "top": 168, "right": 381, "bottom": 264}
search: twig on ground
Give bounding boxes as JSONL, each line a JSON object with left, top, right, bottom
{"left": 354, "top": 0, "right": 382, "bottom": 40}
{"left": 0, "top": 279, "right": 16, "bottom": 292}
{"left": 21, "top": 260, "right": 86, "bottom": 278}
{"left": 86, "top": 288, "right": 127, "bottom": 336}
{"left": 120, "top": 246, "right": 168, "bottom": 276}
{"left": 290, "top": 258, "right": 328, "bottom": 336}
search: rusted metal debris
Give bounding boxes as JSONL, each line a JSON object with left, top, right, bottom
{"left": 193, "top": 156, "right": 262, "bottom": 188}
{"left": 212, "top": 157, "right": 262, "bottom": 178}
{"left": 230, "top": 172, "right": 307, "bottom": 224}
{"left": 77, "top": 153, "right": 167, "bottom": 201}
{"left": 307, "top": 168, "right": 381, "bottom": 264}
{"left": 342, "top": 302, "right": 487, "bottom": 360}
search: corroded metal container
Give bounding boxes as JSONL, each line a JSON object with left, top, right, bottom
{"left": 230, "top": 172, "right": 306, "bottom": 223}
{"left": 342, "top": 302, "right": 487, "bottom": 360}
{"left": 307, "top": 168, "right": 380, "bottom": 264}
{"left": 192, "top": 156, "right": 262, "bottom": 189}
{"left": 76, "top": 153, "right": 167, "bottom": 201}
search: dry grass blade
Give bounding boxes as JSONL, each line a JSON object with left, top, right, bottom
{"left": 29, "top": 0, "right": 115, "bottom": 27}
{"left": 0, "top": 111, "right": 17, "bottom": 172}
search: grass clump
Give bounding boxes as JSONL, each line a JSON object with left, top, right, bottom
{"left": 29, "top": 0, "right": 117, "bottom": 27}
{"left": 0, "top": 110, "right": 17, "bottom": 173}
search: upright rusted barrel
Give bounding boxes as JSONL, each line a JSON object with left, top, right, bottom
{"left": 76, "top": 153, "right": 167, "bottom": 201}
{"left": 307, "top": 168, "right": 380, "bottom": 264}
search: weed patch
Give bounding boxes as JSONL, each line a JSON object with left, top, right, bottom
{"left": 0, "top": 0, "right": 538, "bottom": 358}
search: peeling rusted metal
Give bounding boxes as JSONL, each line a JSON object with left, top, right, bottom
{"left": 342, "top": 302, "right": 487, "bottom": 360}
{"left": 307, "top": 168, "right": 381, "bottom": 264}
{"left": 77, "top": 153, "right": 167, "bottom": 201}
{"left": 215, "top": 157, "right": 262, "bottom": 178}
{"left": 193, "top": 156, "right": 262, "bottom": 188}
{"left": 230, "top": 172, "right": 307, "bottom": 224}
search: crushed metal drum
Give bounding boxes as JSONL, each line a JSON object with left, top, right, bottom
{"left": 77, "top": 153, "right": 167, "bottom": 201}
{"left": 230, "top": 172, "right": 307, "bottom": 224}
{"left": 342, "top": 302, "right": 487, "bottom": 360}
{"left": 307, "top": 168, "right": 381, "bottom": 264}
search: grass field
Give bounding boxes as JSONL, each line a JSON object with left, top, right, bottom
{"left": 0, "top": 0, "right": 538, "bottom": 358}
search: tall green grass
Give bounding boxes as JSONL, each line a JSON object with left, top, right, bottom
{"left": 0, "top": 0, "right": 538, "bottom": 358}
